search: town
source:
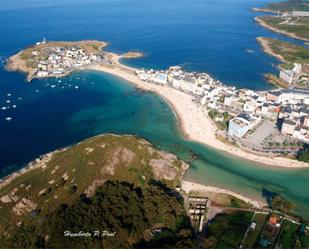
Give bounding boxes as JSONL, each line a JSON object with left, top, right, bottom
{"left": 136, "top": 66, "right": 309, "bottom": 156}
{"left": 22, "top": 39, "right": 112, "bottom": 80}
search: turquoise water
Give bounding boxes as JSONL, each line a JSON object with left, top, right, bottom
{"left": 0, "top": 0, "right": 308, "bottom": 217}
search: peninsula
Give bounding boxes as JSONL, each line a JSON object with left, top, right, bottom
{"left": 6, "top": 40, "right": 143, "bottom": 81}
{"left": 7, "top": 40, "right": 309, "bottom": 168}
{"left": 1, "top": 134, "right": 306, "bottom": 248}
{"left": 254, "top": 0, "right": 309, "bottom": 89}
{"left": 253, "top": 0, "right": 309, "bottom": 41}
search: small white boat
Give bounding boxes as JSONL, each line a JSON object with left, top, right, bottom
{"left": 18, "top": 97, "right": 22, "bottom": 100}
{"left": 58, "top": 80, "right": 62, "bottom": 83}
{"left": 75, "top": 86, "right": 79, "bottom": 89}
{"left": 12, "top": 105, "right": 17, "bottom": 108}
{"left": 5, "top": 117, "right": 12, "bottom": 121}
{"left": 1, "top": 106, "right": 6, "bottom": 110}
{"left": 7, "top": 93, "right": 12, "bottom": 97}
{"left": 51, "top": 85, "right": 56, "bottom": 88}
{"left": 35, "top": 90, "right": 40, "bottom": 92}
{"left": 6, "top": 100, "right": 10, "bottom": 103}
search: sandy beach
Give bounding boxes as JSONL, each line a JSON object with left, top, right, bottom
{"left": 88, "top": 53, "right": 309, "bottom": 168}
{"left": 181, "top": 180, "right": 266, "bottom": 209}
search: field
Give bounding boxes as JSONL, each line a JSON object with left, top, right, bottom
{"left": 258, "top": 37, "right": 309, "bottom": 64}
{"left": 243, "top": 212, "right": 268, "bottom": 248}
{"left": 266, "top": 0, "right": 309, "bottom": 12}
{"left": 259, "top": 16, "right": 309, "bottom": 40}
{"left": 276, "top": 220, "right": 299, "bottom": 248}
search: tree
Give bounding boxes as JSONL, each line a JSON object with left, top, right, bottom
{"left": 271, "top": 195, "right": 296, "bottom": 214}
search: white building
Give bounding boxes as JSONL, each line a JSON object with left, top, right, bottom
{"left": 243, "top": 101, "right": 257, "bottom": 113}
{"left": 37, "top": 70, "right": 49, "bottom": 77}
{"left": 279, "top": 88, "right": 309, "bottom": 104}
{"left": 228, "top": 117, "right": 250, "bottom": 138}
{"left": 179, "top": 76, "right": 196, "bottom": 94}
{"left": 281, "top": 119, "right": 297, "bottom": 136}
{"left": 292, "top": 11, "right": 309, "bottom": 17}
{"left": 152, "top": 73, "right": 168, "bottom": 85}
{"left": 279, "top": 63, "right": 302, "bottom": 85}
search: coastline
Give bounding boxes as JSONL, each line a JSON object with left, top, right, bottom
{"left": 254, "top": 16, "right": 309, "bottom": 42}
{"left": 256, "top": 36, "right": 286, "bottom": 62}
{"left": 87, "top": 53, "right": 309, "bottom": 168}
{"left": 6, "top": 42, "right": 309, "bottom": 169}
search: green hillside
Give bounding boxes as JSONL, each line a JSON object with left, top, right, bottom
{"left": 0, "top": 134, "right": 193, "bottom": 248}
{"left": 267, "top": 0, "right": 309, "bottom": 11}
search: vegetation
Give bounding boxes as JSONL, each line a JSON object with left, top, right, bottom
{"left": 266, "top": 0, "right": 309, "bottom": 12}
{"left": 208, "top": 109, "right": 231, "bottom": 130}
{"left": 0, "top": 135, "right": 188, "bottom": 246}
{"left": 2, "top": 180, "right": 197, "bottom": 249}
{"left": 277, "top": 220, "right": 299, "bottom": 249}
{"left": 263, "top": 38, "right": 309, "bottom": 64}
{"left": 271, "top": 195, "right": 296, "bottom": 214}
{"left": 243, "top": 213, "right": 268, "bottom": 248}
{"left": 259, "top": 16, "right": 309, "bottom": 40}
{"left": 0, "top": 135, "right": 304, "bottom": 248}
{"left": 201, "top": 211, "right": 253, "bottom": 249}
{"left": 297, "top": 145, "right": 309, "bottom": 162}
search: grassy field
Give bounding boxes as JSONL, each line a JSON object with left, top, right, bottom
{"left": 276, "top": 220, "right": 299, "bottom": 248}
{"left": 259, "top": 16, "right": 309, "bottom": 40}
{"left": 0, "top": 134, "right": 187, "bottom": 238}
{"left": 260, "top": 37, "right": 309, "bottom": 64}
{"left": 266, "top": 0, "right": 309, "bottom": 12}
{"left": 243, "top": 213, "right": 268, "bottom": 248}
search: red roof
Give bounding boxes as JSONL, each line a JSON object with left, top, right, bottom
{"left": 269, "top": 216, "right": 277, "bottom": 225}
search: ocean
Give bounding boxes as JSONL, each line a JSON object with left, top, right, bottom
{"left": 0, "top": 0, "right": 308, "bottom": 217}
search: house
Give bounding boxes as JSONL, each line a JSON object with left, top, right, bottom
{"left": 279, "top": 63, "right": 302, "bottom": 85}
{"left": 303, "top": 115, "right": 309, "bottom": 127}
{"left": 243, "top": 101, "right": 257, "bottom": 113}
{"left": 279, "top": 88, "right": 309, "bottom": 104}
{"left": 37, "top": 70, "right": 48, "bottom": 77}
{"left": 179, "top": 76, "right": 197, "bottom": 94}
{"left": 281, "top": 119, "right": 297, "bottom": 136}
{"left": 266, "top": 91, "right": 280, "bottom": 102}
{"left": 292, "top": 11, "right": 309, "bottom": 17}
{"left": 224, "top": 95, "right": 236, "bottom": 106}
{"left": 269, "top": 216, "right": 277, "bottom": 226}
{"left": 228, "top": 117, "right": 250, "bottom": 138}
{"left": 153, "top": 73, "right": 168, "bottom": 85}
{"left": 280, "top": 69, "right": 295, "bottom": 85}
